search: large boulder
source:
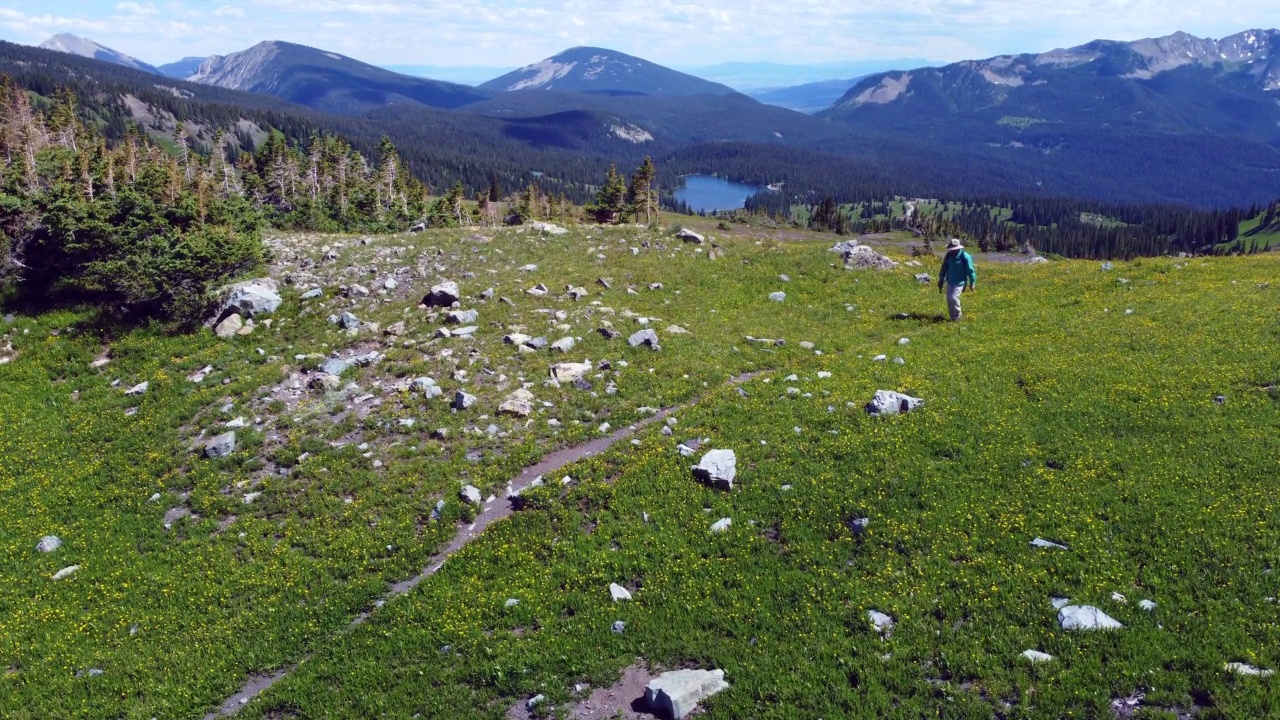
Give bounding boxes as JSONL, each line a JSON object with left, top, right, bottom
{"left": 692, "top": 449, "right": 736, "bottom": 490}
{"left": 645, "top": 669, "right": 729, "bottom": 719}
{"left": 205, "top": 432, "right": 237, "bottom": 459}
{"left": 528, "top": 221, "right": 568, "bottom": 235}
{"left": 865, "top": 390, "right": 924, "bottom": 417}
{"left": 1058, "top": 605, "right": 1123, "bottom": 631}
{"left": 831, "top": 240, "right": 896, "bottom": 270}
{"left": 222, "top": 278, "right": 281, "bottom": 318}
{"left": 424, "top": 281, "right": 461, "bottom": 307}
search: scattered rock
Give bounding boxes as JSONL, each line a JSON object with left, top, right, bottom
{"left": 300, "top": 288, "right": 323, "bottom": 300}
{"left": 384, "top": 321, "right": 407, "bottom": 337}
{"left": 498, "top": 389, "right": 535, "bottom": 418}
{"left": 551, "top": 362, "right": 592, "bottom": 384}
{"left": 628, "top": 329, "right": 660, "bottom": 349}
{"left": 1225, "top": 662, "right": 1274, "bottom": 677}
{"left": 125, "top": 381, "right": 149, "bottom": 396}
{"left": 425, "top": 281, "right": 461, "bottom": 307}
{"left": 865, "top": 390, "right": 924, "bottom": 417}
{"left": 52, "top": 565, "right": 80, "bottom": 581}
{"left": 204, "top": 432, "right": 237, "bottom": 459}
{"left": 692, "top": 449, "right": 737, "bottom": 490}
{"left": 529, "top": 221, "right": 568, "bottom": 235}
{"left": 914, "top": 273, "right": 932, "bottom": 283}
{"left": 452, "top": 391, "right": 478, "bottom": 410}
{"left": 768, "top": 291, "right": 786, "bottom": 302}
{"left": 222, "top": 278, "right": 282, "bottom": 318}
{"left": 214, "top": 313, "right": 244, "bottom": 339}
{"left": 710, "top": 517, "right": 732, "bottom": 533}
{"left": 1030, "top": 537, "right": 1068, "bottom": 550}
{"left": 567, "top": 286, "right": 589, "bottom": 300}
{"left": 1058, "top": 605, "right": 1123, "bottom": 631}
{"left": 504, "top": 333, "right": 532, "bottom": 346}
{"left": 676, "top": 228, "right": 705, "bottom": 244}
{"left": 460, "top": 485, "right": 482, "bottom": 505}
{"left": 1138, "top": 599, "right": 1157, "bottom": 612}
{"left": 527, "top": 284, "right": 549, "bottom": 297}
{"left": 188, "top": 365, "right": 213, "bottom": 383}
{"left": 37, "top": 535, "right": 62, "bottom": 553}
{"left": 868, "top": 610, "right": 895, "bottom": 635}
{"left": 339, "top": 312, "right": 362, "bottom": 330}
{"left": 550, "top": 337, "right": 576, "bottom": 352}
{"left": 849, "top": 517, "right": 870, "bottom": 536}
{"left": 598, "top": 328, "right": 622, "bottom": 340}
{"left": 609, "top": 583, "right": 632, "bottom": 602}
{"left": 1022, "top": 650, "right": 1053, "bottom": 664}
{"left": 611, "top": 620, "right": 626, "bottom": 635}
{"left": 447, "top": 309, "right": 479, "bottom": 325}
{"left": 645, "top": 669, "right": 729, "bottom": 720}
{"left": 310, "top": 374, "right": 341, "bottom": 391}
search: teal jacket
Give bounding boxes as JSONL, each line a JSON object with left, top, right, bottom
{"left": 939, "top": 249, "right": 976, "bottom": 289}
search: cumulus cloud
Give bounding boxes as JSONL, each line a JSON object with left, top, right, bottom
{"left": 3, "top": 0, "right": 1279, "bottom": 69}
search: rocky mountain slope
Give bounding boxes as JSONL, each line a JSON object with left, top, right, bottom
{"left": 479, "top": 47, "right": 738, "bottom": 97}
{"left": 186, "top": 41, "right": 490, "bottom": 114}
{"left": 38, "top": 33, "right": 160, "bottom": 74}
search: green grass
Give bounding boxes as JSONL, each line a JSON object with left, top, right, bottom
{"left": 2, "top": 225, "right": 1279, "bottom": 719}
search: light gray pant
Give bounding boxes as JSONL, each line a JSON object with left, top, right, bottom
{"left": 946, "top": 283, "right": 964, "bottom": 321}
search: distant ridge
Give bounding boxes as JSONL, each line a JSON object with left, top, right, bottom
{"left": 184, "top": 40, "right": 490, "bottom": 114}
{"left": 38, "top": 33, "right": 160, "bottom": 74}
{"left": 480, "top": 47, "right": 739, "bottom": 97}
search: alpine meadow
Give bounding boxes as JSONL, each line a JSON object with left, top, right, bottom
{"left": 1, "top": 8, "right": 1279, "bottom": 720}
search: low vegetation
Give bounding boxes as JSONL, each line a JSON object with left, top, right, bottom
{"left": 2, "top": 213, "right": 1277, "bottom": 719}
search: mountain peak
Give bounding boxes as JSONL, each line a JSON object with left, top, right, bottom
{"left": 38, "top": 34, "right": 160, "bottom": 74}
{"left": 479, "top": 48, "right": 737, "bottom": 97}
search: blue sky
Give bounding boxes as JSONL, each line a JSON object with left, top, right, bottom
{"left": 2, "top": 0, "right": 1278, "bottom": 70}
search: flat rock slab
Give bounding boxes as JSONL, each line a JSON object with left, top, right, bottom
{"left": 629, "top": 329, "right": 660, "bottom": 349}
{"left": 692, "top": 449, "right": 736, "bottom": 490}
{"left": 645, "top": 669, "right": 729, "bottom": 719}
{"left": 1058, "top": 605, "right": 1123, "bottom": 631}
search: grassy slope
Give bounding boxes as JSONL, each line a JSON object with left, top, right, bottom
{"left": 2, "top": 222, "right": 1278, "bottom": 719}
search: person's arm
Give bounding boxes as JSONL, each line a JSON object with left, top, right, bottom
{"left": 965, "top": 253, "right": 977, "bottom": 289}
{"left": 938, "top": 255, "right": 949, "bottom": 291}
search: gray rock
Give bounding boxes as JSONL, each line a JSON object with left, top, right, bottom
{"left": 525, "top": 336, "right": 548, "bottom": 350}
{"left": 125, "top": 381, "right": 149, "bottom": 396}
{"left": 865, "top": 390, "right": 924, "bottom": 417}
{"left": 1022, "top": 650, "right": 1053, "bottom": 663}
{"left": 460, "top": 485, "right": 482, "bottom": 505}
{"left": 529, "top": 221, "right": 568, "bottom": 235}
{"left": 411, "top": 377, "right": 437, "bottom": 392}
{"left": 609, "top": 583, "right": 632, "bottom": 602}
{"left": 223, "top": 278, "right": 282, "bottom": 317}
{"left": 446, "top": 309, "right": 478, "bottom": 325}
{"left": 429, "top": 499, "right": 446, "bottom": 521}
{"left": 321, "top": 358, "right": 352, "bottom": 376}
{"left": 188, "top": 365, "right": 213, "bottom": 383}
{"left": 645, "top": 669, "right": 729, "bottom": 719}
{"left": 425, "top": 281, "right": 461, "bottom": 307}
{"left": 612, "top": 620, "right": 626, "bottom": 635}
{"left": 692, "top": 449, "right": 736, "bottom": 490}
{"left": 868, "top": 610, "right": 895, "bottom": 635}
{"left": 383, "top": 278, "right": 398, "bottom": 291}
{"left": 526, "top": 283, "right": 549, "bottom": 296}
{"left": 550, "top": 337, "right": 576, "bottom": 352}
{"left": 352, "top": 352, "right": 381, "bottom": 367}
{"left": 37, "top": 535, "right": 62, "bottom": 553}
{"left": 423, "top": 385, "right": 444, "bottom": 399}
{"left": 384, "top": 321, "right": 406, "bottom": 337}
{"left": 676, "top": 228, "right": 705, "bottom": 244}
{"left": 347, "top": 284, "right": 370, "bottom": 298}
{"left": 1030, "top": 537, "right": 1068, "bottom": 550}
{"left": 453, "top": 326, "right": 478, "bottom": 337}
{"left": 310, "top": 374, "right": 341, "bottom": 391}
{"left": 339, "top": 312, "right": 361, "bottom": 330}
{"left": 51, "top": 565, "right": 80, "bottom": 581}
{"left": 914, "top": 273, "right": 932, "bottom": 283}
{"left": 1058, "top": 605, "right": 1123, "bottom": 631}
{"left": 452, "top": 391, "right": 478, "bottom": 410}
{"left": 300, "top": 288, "right": 323, "bottom": 300}
{"left": 214, "top": 313, "right": 244, "bottom": 339}
{"left": 498, "top": 389, "right": 535, "bottom": 417}
{"left": 567, "top": 286, "right": 589, "bottom": 300}
{"left": 1138, "top": 599, "right": 1157, "bottom": 611}
{"left": 205, "top": 432, "right": 237, "bottom": 459}
{"left": 768, "top": 291, "right": 786, "bottom": 302}
{"left": 628, "top": 329, "right": 660, "bottom": 349}
{"left": 503, "top": 333, "right": 531, "bottom": 345}
{"left": 599, "top": 328, "right": 622, "bottom": 340}
{"left": 849, "top": 517, "right": 870, "bottom": 536}
{"left": 551, "top": 362, "right": 592, "bottom": 383}
{"left": 710, "top": 517, "right": 732, "bottom": 533}
{"left": 1225, "top": 662, "right": 1275, "bottom": 677}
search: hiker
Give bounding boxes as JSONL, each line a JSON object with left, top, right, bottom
{"left": 937, "top": 238, "right": 976, "bottom": 321}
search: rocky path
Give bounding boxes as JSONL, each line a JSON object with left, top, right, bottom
{"left": 205, "top": 371, "right": 759, "bottom": 718}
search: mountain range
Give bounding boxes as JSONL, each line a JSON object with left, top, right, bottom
{"left": 22, "top": 30, "right": 1280, "bottom": 208}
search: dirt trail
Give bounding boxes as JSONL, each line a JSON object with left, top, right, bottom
{"left": 206, "top": 372, "right": 758, "bottom": 718}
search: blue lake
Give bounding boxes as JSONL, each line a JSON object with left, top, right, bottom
{"left": 673, "top": 175, "right": 767, "bottom": 213}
